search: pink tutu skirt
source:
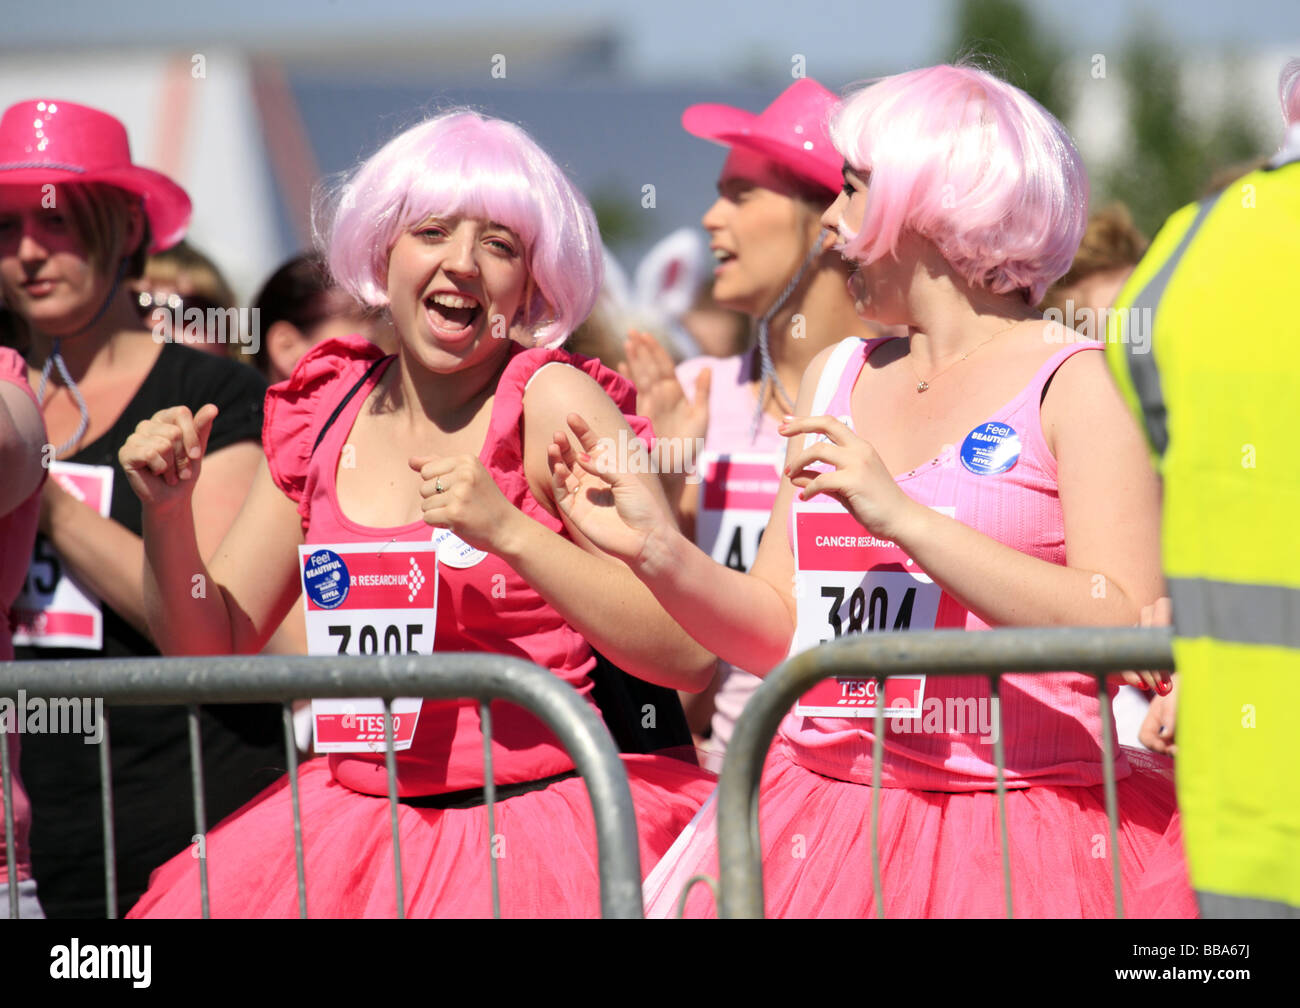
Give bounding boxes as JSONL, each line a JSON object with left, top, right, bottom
{"left": 644, "top": 740, "right": 1196, "bottom": 918}
{"left": 129, "top": 754, "right": 714, "bottom": 918}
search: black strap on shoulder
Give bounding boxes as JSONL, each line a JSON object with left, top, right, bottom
{"left": 311, "top": 355, "right": 389, "bottom": 457}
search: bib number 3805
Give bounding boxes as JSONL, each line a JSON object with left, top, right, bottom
{"left": 327, "top": 622, "right": 426, "bottom": 656}
{"left": 300, "top": 542, "right": 439, "bottom": 753}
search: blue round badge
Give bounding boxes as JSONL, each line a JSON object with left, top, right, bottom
{"left": 960, "top": 421, "right": 1021, "bottom": 475}
{"left": 303, "top": 549, "right": 350, "bottom": 610}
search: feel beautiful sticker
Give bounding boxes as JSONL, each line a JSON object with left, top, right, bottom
{"left": 960, "top": 421, "right": 1021, "bottom": 476}
{"left": 303, "top": 548, "right": 350, "bottom": 609}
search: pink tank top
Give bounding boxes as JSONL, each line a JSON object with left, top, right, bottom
{"left": 676, "top": 349, "right": 783, "bottom": 455}
{"left": 677, "top": 350, "right": 783, "bottom": 768}
{"left": 266, "top": 335, "right": 650, "bottom": 796}
{"left": 780, "top": 336, "right": 1127, "bottom": 791}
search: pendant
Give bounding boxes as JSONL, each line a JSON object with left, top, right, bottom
{"left": 916, "top": 380, "right": 929, "bottom": 393}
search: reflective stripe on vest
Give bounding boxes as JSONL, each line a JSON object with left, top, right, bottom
{"left": 1198, "top": 890, "right": 1300, "bottom": 919}
{"left": 1170, "top": 578, "right": 1300, "bottom": 649}
{"left": 1119, "top": 195, "right": 1220, "bottom": 459}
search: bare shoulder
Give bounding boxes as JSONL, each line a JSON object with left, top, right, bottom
{"left": 521, "top": 360, "right": 621, "bottom": 428}
{"left": 1041, "top": 342, "right": 1116, "bottom": 406}
{"left": 520, "top": 360, "right": 631, "bottom": 483}
{"left": 1038, "top": 341, "right": 1136, "bottom": 454}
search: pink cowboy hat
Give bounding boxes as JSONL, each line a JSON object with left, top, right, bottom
{"left": 682, "top": 78, "right": 843, "bottom": 195}
{"left": 0, "top": 99, "right": 191, "bottom": 253}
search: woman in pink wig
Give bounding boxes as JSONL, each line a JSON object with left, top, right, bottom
{"left": 625, "top": 79, "right": 881, "bottom": 774}
{"left": 121, "top": 110, "right": 715, "bottom": 918}
{"left": 554, "top": 65, "right": 1196, "bottom": 918}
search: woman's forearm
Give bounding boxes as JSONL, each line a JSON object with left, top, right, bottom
{"left": 893, "top": 502, "right": 1147, "bottom": 628}
{"left": 41, "top": 487, "right": 153, "bottom": 640}
{"left": 632, "top": 523, "right": 795, "bottom": 678}
{"left": 495, "top": 512, "right": 718, "bottom": 691}
{"left": 139, "top": 501, "right": 242, "bottom": 654}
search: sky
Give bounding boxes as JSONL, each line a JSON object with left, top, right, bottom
{"left": 4, "top": 0, "right": 1297, "bottom": 295}
{"left": 6, "top": 0, "right": 1299, "bottom": 81}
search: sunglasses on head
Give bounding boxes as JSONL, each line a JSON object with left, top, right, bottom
{"left": 136, "top": 290, "right": 225, "bottom": 320}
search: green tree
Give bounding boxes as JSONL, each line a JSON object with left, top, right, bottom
{"left": 945, "top": 0, "right": 1073, "bottom": 122}
{"left": 1104, "top": 33, "right": 1266, "bottom": 235}
{"left": 588, "top": 186, "right": 645, "bottom": 248}
{"left": 942, "top": 1, "right": 1267, "bottom": 238}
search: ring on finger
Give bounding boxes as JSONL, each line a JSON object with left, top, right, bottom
{"left": 434, "top": 477, "right": 444, "bottom": 494}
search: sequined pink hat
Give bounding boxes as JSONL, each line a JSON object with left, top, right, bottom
{"left": 681, "top": 78, "right": 842, "bottom": 195}
{"left": 0, "top": 98, "right": 191, "bottom": 252}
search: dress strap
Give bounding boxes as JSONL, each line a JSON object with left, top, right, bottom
{"left": 809, "top": 337, "right": 868, "bottom": 417}
{"left": 311, "top": 355, "right": 391, "bottom": 456}
{"left": 1026, "top": 340, "right": 1104, "bottom": 403}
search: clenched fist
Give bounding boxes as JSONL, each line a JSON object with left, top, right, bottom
{"left": 119, "top": 403, "right": 218, "bottom": 511}
{"left": 410, "top": 453, "right": 520, "bottom": 556}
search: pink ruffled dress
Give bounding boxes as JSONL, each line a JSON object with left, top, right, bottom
{"left": 644, "top": 337, "right": 1196, "bottom": 918}
{"left": 129, "top": 336, "right": 714, "bottom": 918}
{"left": 0, "top": 348, "right": 42, "bottom": 896}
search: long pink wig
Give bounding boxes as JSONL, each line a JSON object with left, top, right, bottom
{"left": 830, "top": 64, "right": 1088, "bottom": 305}
{"left": 319, "top": 110, "right": 601, "bottom": 349}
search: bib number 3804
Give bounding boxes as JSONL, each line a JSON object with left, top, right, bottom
{"left": 792, "top": 569, "right": 938, "bottom": 718}
{"left": 819, "top": 579, "right": 924, "bottom": 639}
{"left": 791, "top": 508, "right": 960, "bottom": 719}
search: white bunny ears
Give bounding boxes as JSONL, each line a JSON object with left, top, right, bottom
{"left": 600, "top": 227, "right": 707, "bottom": 361}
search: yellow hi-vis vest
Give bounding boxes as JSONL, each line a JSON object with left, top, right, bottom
{"left": 1106, "top": 152, "right": 1300, "bottom": 915}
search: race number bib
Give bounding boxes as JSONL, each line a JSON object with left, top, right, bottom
{"left": 300, "top": 542, "right": 438, "bottom": 753}
{"left": 10, "top": 462, "right": 114, "bottom": 650}
{"left": 791, "top": 506, "right": 965, "bottom": 718}
{"left": 695, "top": 452, "right": 781, "bottom": 572}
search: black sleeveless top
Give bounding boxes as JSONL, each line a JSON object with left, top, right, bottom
{"left": 17, "top": 343, "right": 284, "bottom": 918}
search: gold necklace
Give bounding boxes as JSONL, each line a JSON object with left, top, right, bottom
{"left": 908, "top": 321, "right": 1021, "bottom": 393}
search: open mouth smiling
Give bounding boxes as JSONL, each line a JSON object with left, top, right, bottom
{"left": 424, "top": 291, "right": 482, "bottom": 334}
{"left": 711, "top": 247, "right": 737, "bottom": 271}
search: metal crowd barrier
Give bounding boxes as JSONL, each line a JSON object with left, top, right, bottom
{"left": 714, "top": 626, "right": 1177, "bottom": 919}
{"left": 0, "top": 653, "right": 643, "bottom": 919}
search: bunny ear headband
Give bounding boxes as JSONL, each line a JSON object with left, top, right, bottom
{"left": 601, "top": 227, "right": 707, "bottom": 361}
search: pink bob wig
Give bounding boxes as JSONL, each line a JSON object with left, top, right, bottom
{"left": 829, "top": 64, "right": 1088, "bottom": 306}
{"left": 319, "top": 110, "right": 601, "bottom": 349}
{"left": 1280, "top": 58, "right": 1300, "bottom": 127}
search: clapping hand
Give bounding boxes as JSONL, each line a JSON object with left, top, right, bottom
{"left": 619, "top": 330, "right": 711, "bottom": 449}
{"left": 548, "top": 412, "right": 673, "bottom": 565}
{"left": 779, "top": 414, "right": 916, "bottom": 539}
